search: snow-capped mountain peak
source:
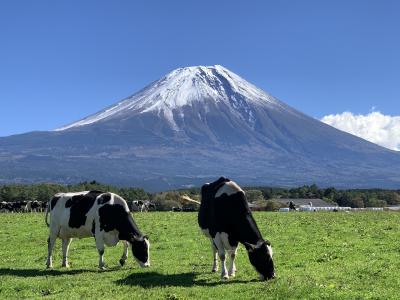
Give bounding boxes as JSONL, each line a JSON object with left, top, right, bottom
{"left": 3, "top": 65, "right": 400, "bottom": 190}
{"left": 55, "top": 65, "right": 283, "bottom": 131}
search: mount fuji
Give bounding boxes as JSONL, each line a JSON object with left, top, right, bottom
{"left": 1, "top": 65, "right": 399, "bottom": 190}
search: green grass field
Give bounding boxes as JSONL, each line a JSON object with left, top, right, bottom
{"left": 0, "top": 211, "right": 399, "bottom": 299}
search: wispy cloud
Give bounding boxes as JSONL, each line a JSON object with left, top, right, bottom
{"left": 321, "top": 111, "right": 400, "bottom": 151}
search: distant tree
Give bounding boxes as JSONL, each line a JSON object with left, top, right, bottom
{"left": 382, "top": 192, "right": 400, "bottom": 205}
{"left": 364, "top": 196, "right": 386, "bottom": 207}
{"left": 349, "top": 196, "right": 364, "bottom": 208}
{"left": 323, "top": 187, "right": 337, "bottom": 201}
{"left": 245, "top": 190, "right": 264, "bottom": 203}
{"left": 265, "top": 200, "right": 286, "bottom": 211}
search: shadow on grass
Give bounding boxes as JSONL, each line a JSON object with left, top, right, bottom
{"left": 0, "top": 267, "right": 119, "bottom": 277}
{"left": 195, "top": 278, "right": 258, "bottom": 287}
{"left": 116, "top": 272, "right": 197, "bottom": 287}
{"left": 116, "top": 271, "right": 254, "bottom": 288}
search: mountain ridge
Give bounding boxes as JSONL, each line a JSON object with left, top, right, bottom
{"left": 0, "top": 65, "right": 399, "bottom": 191}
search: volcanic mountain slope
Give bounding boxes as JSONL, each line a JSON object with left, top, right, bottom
{"left": 0, "top": 65, "right": 399, "bottom": 190}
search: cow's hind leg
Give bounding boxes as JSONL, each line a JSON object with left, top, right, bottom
{"left": 228, "top": 246, "right": 238, "bottom": 277}
{"left": 46, "top": 230, "right": 58, "bottom": 268}
{"left": 95, "top": 237, "right": 106, "bottom": 270}
{"left": 214, "top": 235, "right": 228, "bottom": 279}
{"left": 61, "top": 238, "right": 72, "bottom": 268}
{"left": 119, "top": 241, "right": 129, "bottom": 266}
{"left": 210, "top": 239, "right": 218, "bottom": 272}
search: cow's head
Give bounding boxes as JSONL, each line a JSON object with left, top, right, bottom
{"left": 244, "top": 239, "right": 275, "bottom": 280}
{"left": 130, "top": 235, "right": 150, "bottom": 268}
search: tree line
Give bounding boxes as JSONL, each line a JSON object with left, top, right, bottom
{"left": 0, "top": 181, "right": 149, "bottom": 203}
{"left": 247, "top": 184, "right": 400, "bottom": 208}
{"left": 0, "top": 182, "right": 399, "bottom": 209}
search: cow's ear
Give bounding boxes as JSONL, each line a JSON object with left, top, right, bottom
{"left": 243, "top": 242, "right": 256, "bottom": 252}
{"left": 143, "top": 235, "right": 149, "bottom": 240}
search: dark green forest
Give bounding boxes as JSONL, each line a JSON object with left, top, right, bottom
{"left": 0, "top": 181, "right": 149, "bottom": 203}
{"left": 1, "top": 181, "right": 399, "bottom": 209}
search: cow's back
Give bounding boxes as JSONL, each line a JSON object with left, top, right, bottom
{"left": 198, "top": 177, "right": 230, "bottom": 230}
{"left": 65, "top": 190, "right": 103, "bottom": 228}
{"left": 49, "top": 191, "right": 104, "bottom": 238}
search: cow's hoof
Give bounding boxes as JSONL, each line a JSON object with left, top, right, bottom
{"left": 46, "top": 265, "right": 53, "bottom": 269}
{"left": 62, "top": 264, "right": 70, "bottom": 268}
{"left": 119, "top": 259, "right": 126, "bottom": 266}
{"left": 99, "top": 266, "right": 107, "bottom": 271}
{"left": 221, "top": 274, "right": 229, "bottom": 280}
{"left": 212, "top": 268, "right": 218, "bottom": 273}
{"left": 229, "top": 272, "right": 235, "bottom": 277}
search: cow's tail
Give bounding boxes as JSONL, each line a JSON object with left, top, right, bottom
{"left": 45, "top": 201, "right": 50, "bottom": 227}
{"left": 181, "top": 195, "right": 201, "bottom": 205}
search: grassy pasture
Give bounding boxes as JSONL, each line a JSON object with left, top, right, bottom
{"left": 0, "top": 211, "right": 399, "bottom": 299}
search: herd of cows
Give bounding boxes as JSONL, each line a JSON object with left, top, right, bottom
{"left": 0, "top": 199, "right": 155, "bottom": 213}
{"left": 0, "top": 200, "right": 47, "bottom": 213}
{"left": 3, "top": 177, "right": 276, "bottom": 280}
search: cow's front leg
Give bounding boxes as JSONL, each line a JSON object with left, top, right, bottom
{"left": 228, "top": 247, "right": 238, "bottom": 277}
{"left": 119, "top": 241, "right": 129, "bottom": 266}
{"left": 61, "top": 238, "right": 72, "bottom": 268}
{"left": 218, "top": 250, "right": 228, "bottom": 279}
{"left": 214, "top": 236, "right": 228, "bottom": 279}
{"left": 210, "top": 239, "right": 218, "bottom": 272}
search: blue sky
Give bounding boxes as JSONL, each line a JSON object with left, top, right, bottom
{"left": 0, "top": 0, "right": 399, "bottom": 138}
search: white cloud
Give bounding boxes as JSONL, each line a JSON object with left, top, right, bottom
{"left": 321, "top": 111, "right": 400, "bottom": 151}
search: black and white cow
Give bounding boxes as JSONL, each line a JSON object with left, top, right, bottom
{"left": 0, "top": 201, "right": 8, "bottom": 212}
{"left": 45, "top": 190, "right": 150, "bottom": 269}
{"left": 197, "top": 177, "right": 275, "bottom": 280}
{"left": 132, "top": 200, "right": 156, "bottom": 212}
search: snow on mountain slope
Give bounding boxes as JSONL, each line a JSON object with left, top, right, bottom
{"left": 55, "top": 65, "right": 289, "bottom": 131}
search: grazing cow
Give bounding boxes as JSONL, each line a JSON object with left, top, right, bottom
{"left": 31, "top": 200, "right": 42, "bottom": 212}
{"left": 141, "top": 200, "right": 156, "bottom": 212}
{"left": 45, "top": 191, "right": 150, "bottom": 269}
{"left": 40, "top": 201, "right": 48, "bottom": 212}
{"left": 132, "top": 200, "right": 155, "bottom": 212}
{"left": 132, "top": 200, "right": 144, "bottom": 212}
{"left": 184, "top": 177, "right": 275, "bottom": 280}
{"left": 25, "top": 200, "right": 42, "bottom": 212}
{"left": 0, "top": 201, "right": 8, "bottom": 212}
{"left": 146, "top": 201, "right": 156, "bottom": 211}
{"left": 24, "top": 201, "right": 33, "bottom": 212}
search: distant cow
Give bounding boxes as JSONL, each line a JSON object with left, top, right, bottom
{"left": 41, "top": 201, "right": 48, "bottom": 212}
{"left": 24, "top": 201, "right": 33, "bottom": 212}
{"left": 0, "top": 201, "right": 8, "bottom": 212}
{"left": 133, "top": 200, "right": 156, "bottom": 212}
{"left": 131, "top": 200, "right": 144, "bottom": 212}
{"left": 31, "top": 200, "right": 42, "bottom": 212}
{"left": 186, "top": 177, "right": 275, "bottom": 280}
{"left": 288, "top": 201, "right": 296, "bottom": 211}
{"left": 45, "top": 191, "right": 150, "bottom": 269}
{"left": 24, "top": 200, "right": 42, "bottom": 212}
